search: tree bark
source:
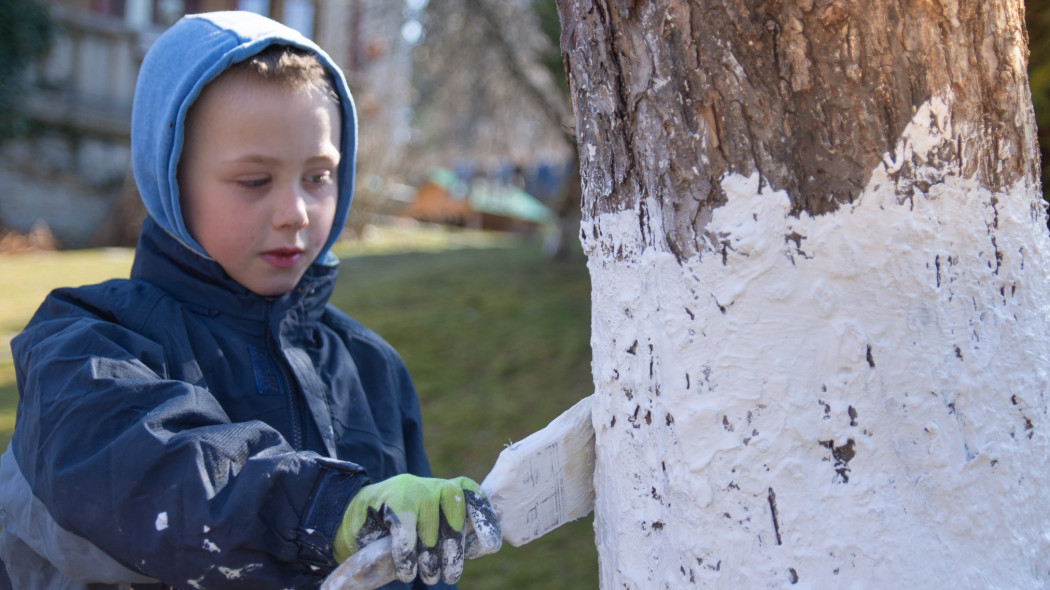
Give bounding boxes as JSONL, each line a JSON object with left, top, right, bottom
{"left": 558, "top": 0, "right": 1050, "bottom": 587}
{"left": 560, "top": 0, "right": 1038, "bottom": 259}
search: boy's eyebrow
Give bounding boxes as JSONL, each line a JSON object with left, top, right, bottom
{"left": 224, "top": 155, "right": 280, "bottom": 166}
{"left": 305, "top": 153, "right": 340, "bottom": 165}
{"left": 222, "top": 153, "right": 340, "bottom": 166}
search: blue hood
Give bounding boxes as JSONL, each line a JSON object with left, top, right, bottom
{"left": 131, "top": 11, "right": 357, "bottom": 264}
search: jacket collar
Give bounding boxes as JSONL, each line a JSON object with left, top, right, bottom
{"left": 130, "top": 216, "right": 337, "bottom": 324}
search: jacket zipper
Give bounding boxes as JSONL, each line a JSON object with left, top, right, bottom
{"left": 267, "top": 302, "right": 305, "bottom": 450}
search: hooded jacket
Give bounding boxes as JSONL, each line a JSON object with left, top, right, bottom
{"left": 0, "top": 12, "right": 449, "bottom": 590}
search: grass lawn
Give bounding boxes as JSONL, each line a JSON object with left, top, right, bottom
{"left": 0, "top": 227, "right": 598, "bottom": 588}
{"left": 0, "top": 248, "right": 137, "bottom": 454}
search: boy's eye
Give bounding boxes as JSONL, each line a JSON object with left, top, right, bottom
{"left": 237, "top": 176, "right": 270, "bottom": 189}
{"left": 306, "top": 170, "right": 334, "bottom": 184}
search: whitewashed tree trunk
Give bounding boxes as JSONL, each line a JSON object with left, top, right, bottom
{"left": 557, "top": 0, "right": 1050, "bottom": 587}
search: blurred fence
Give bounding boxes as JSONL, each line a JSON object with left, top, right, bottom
{"left": 0, "top": 6, "right": 157, "bottom": 247}
{"left": 24, "top": 5, "right": 157, "bottom": 139}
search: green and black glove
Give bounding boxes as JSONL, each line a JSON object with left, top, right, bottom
{"left": 333, "top": 474, "right": 502, "bottom": 584}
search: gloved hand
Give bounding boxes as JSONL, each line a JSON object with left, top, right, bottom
{"left": 332, "top": 474, "right": 502, "bottom": 585}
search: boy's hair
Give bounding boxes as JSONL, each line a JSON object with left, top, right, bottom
{"left": 179, "top": 44, "right": 341, "bottom": 182}
{"left": 223, "top": 44, "right": 340, "bottom": 104}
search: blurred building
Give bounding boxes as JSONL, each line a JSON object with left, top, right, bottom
{"left": 400, "top": 167, "right": 554, "bottom": 233}
{"left": 0, "top": 0, "right": 416, "bottom": 247}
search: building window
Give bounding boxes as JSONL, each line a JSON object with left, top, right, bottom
{"left": 283, "top": 0, "right": 314, "bottom": 38}
{"left": 237, "top": 0, "right": 315, "bottom": 39}
{"left": 91, "top": 0, "right": 127, "bottom": 17}
{"left": 237, "top": 0, "right": 268, "bottom": 16}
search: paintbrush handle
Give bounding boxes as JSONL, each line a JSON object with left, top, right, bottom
{"left": 320, "top": 521, "right": 493, "bottom": 590}
{"left": 319, "top": 536, "right": 396, "bottom": 590}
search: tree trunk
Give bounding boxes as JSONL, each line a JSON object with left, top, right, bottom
{"left": 557, "top": 0, "right": 1050, "bottom": 587}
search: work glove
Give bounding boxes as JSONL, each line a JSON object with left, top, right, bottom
{"left": 332, "top": 474, "right": 502, "bottom": 585}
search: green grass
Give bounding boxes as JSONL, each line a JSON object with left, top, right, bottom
{"left": 0, "top": 248, "right": 136, "bottom": 452}
{"left": 0, "top": 229, "right": 598, "bottom": 588}
{"left": 0, "top": 248, "right": 135, "bottom": 341}
{"left": 0, "top": 361, "right": 15, "bottom": 452}
{"left": 334, "top": 241, "right": 597, "bottom": 588}
{"left": 333, "top": 244, "right": 597, "bottom": 589}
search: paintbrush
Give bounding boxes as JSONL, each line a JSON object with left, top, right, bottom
{"left": 320, "top": 394, "right": 596, "bottom": 590}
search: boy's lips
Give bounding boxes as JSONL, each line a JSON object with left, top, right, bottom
{"left": 260, "top": 247, "right": 305, "bottom": 269}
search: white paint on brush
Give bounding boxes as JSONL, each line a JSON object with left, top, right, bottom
{"left": 585, "top": 95, "right": 1050, "bottom": 587}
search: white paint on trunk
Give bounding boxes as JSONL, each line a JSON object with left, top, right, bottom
{"left": 586, "top": 95, "right": 1050, "bottom": 587}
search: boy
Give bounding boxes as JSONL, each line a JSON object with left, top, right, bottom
{"left": 0, "top": 11, "right": 500, "bottom": 589}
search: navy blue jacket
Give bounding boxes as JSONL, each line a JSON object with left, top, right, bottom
{"left": 0, "top": 219, "right": 450, "bottom": 589}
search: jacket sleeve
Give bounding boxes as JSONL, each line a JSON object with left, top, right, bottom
{"left": 8, "top": 285, "right": 370, "bottom": 589}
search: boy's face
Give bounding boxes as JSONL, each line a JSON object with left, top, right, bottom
{"left": 179, "top": 74, "right": 340, "bottom": 297}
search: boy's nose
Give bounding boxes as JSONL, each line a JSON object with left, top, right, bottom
{"left": 274, "top": 184, "right": 310, "bottom": 229}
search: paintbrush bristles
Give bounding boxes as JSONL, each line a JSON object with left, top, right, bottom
{"left": 481, "top": 395, "right": 596, "bottom": 547}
